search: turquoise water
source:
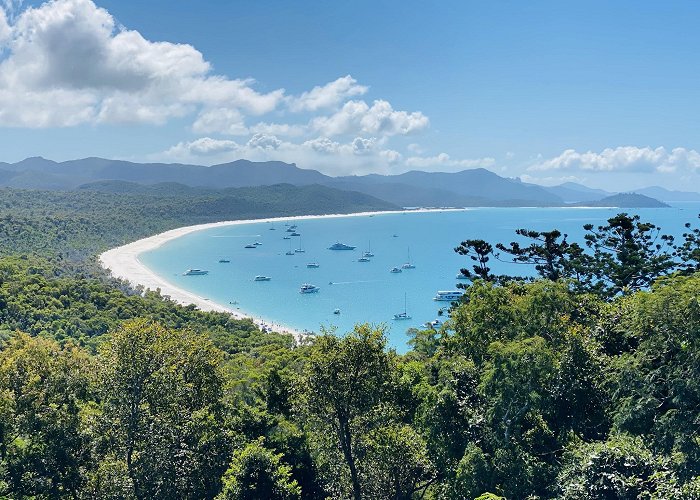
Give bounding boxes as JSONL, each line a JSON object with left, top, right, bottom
{"left": 140, "top": 205, "right": 700, "bottom": 351}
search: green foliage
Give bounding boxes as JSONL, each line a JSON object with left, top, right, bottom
{"left": 558, "top": 434, "right": 682, "bottom": 499}
{"left": 97, "top": 319, "right": 228, "bottom": 499}
{"left": 217, "top": 439, "right": 301, "bottom": 500}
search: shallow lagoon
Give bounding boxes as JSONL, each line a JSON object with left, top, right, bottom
{"left": 140, "top": 204, "right": 700, "bottom": 352}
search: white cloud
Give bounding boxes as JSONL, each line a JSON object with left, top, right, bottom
{"left": 192, "top": 108, "right": 248, "bottom": 135}
{"left": 311, "top": 99, "right": 429, "bottom": 137}
{"left": 530, "top": 146, "right": 700, "bottom": 174}
{"left": 165, "top": 138, "right": 239, "bottom": 158}
{"left": 405, "top": 153, "right": 496, "bottom": 171}
{"left": 0, "top": 8, "right": 10, "bottom": 44}
{"left": 407, "top": 143, "right": 424, "bottom": 154}
{"left": 247, "top": 133, "right": 282, "bottom": 150}
{"left": 0, "top": 0, "right": 284, "bottom": 127}
{"left": 250, "top": 122, "right": 306, "bottom": 137}
{"left": 519, "top": 174, "right": 585, "bottom": 186}
{"left": 288, "top": 75, "right": 367, "bottom": 112}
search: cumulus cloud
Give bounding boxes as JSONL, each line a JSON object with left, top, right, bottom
{"left": 192, "top": 108, "right": 248, "bottom": 136}
{"left": 165, "top": 137, "right": 239, "bottom": 157}
{"left": 246, "top": 133, "right": 282, "bottom": 150}
{"left": 311, "top": 99, "right": 429, "bottom": 137}
{"left": 249, "top": 122, "right": 306, "bottom": 137}
{"left": 0, "top": 0, "right": 284, "bottom": 127}
{"left": 530, "top": 146, "right": 700, "bottom": 174}
{"left": 405, "top": 153, "right": 496, "bottom": 171}
{"left": 288, "top": 75, "right": 367, "bottom": 112}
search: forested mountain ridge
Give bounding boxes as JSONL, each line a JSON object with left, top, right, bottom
{"left": 0, "top": 155, "right": 682, "bottom": 207}
{"left": 0, "top": 183, "right": 395, "bottom": 261}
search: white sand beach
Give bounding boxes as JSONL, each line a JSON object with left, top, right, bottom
{"left": 99, "top": 209, "right": 464, "bottom": 339}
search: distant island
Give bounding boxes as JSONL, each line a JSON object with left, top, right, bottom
{"left": 0, "top": 156, "right": 688, "bottom": 208}
{"left": 572, "top": 193, "right": 670, "bottom": 208}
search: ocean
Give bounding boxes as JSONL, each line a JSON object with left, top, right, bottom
{"left": 139, "top": 204, "right": 700, "bottom": 352}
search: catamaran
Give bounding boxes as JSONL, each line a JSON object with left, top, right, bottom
{"left": 433, "top": 290, "right": 464, "bottom": 301}
{"left": 328, "top": 242, "right": 356, "bottom": 250}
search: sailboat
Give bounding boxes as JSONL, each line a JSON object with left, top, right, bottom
{"left": 295, "top": 236, "right": 306, "bottom": 253}
{"left": 285, "top": 239, "right": 294, "bottom": 256}
{"left": 393, "top": 293, "right": 412, "bottom": 320}
{"left": 362, "top": 241, "right": 374, "bottom": 258}
{"left": 401, "top": 247, "right": 415, "bottom": 269}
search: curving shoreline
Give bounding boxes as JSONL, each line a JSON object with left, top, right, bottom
{"left": 99, "top": 209, "right": 465, "bottom": 339}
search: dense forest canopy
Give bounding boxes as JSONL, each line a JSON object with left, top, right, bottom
{"left": 0, "top": 185, "right": 699, "bottom": 498}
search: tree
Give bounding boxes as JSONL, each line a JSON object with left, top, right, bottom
{"left": 496, "top": 229, "right": 580, "bottom": 282}
{"left": 97, "top": 319, "right": 228, "bottom": 499}
{"left": 558, "top": 434, "right": 681, "bottom": 499}
{"left": 300, "top": 324, "right": 394, "bottom": 500}
{"left": 454, "top": 239, "right": 496, "bottom": 282}
{"left": 0, "top": 333, "right": 94, "bottom": 498}
{"left": 217, "top": 439, "right": 300, "bottom": 500}
{"left": 583, "top": 213, "right": 676, "bottom": 296}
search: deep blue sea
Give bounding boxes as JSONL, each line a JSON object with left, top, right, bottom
{"left": 140, "top": 204, "right": 700, "bottom": 352}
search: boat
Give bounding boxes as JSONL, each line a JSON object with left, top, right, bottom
{"left": 244, "top": 244, "right": 256, "bottom": 248}
{"left": 286, "top": 228, "right": 295, "bottom": 233}
{"left": 295, "top": 237, "right": 305, "bottom": 253}
{"left": 328, "top": 242, "right": 356, "bottom": 250}
{"left": 401, "top": 247, "right": 416, "bottom": 269}
{"left": 184, "top": 269, "right": 208, "bottom": 276}
{"left": 393, "top": 293, "right": 412, "bottom": 320}
{"left": 358, "top": 256, "right": 370, "bottom": 262}
{"left": 299, "top": 283, "right": 320, "bottom": 294}
{"left": 426, "top": 319, "right": 443, "bottom": 329}
{"left": 291, "top": 232, "right": 301, "bottom": 236}
{"left": 307, "top": 262, "right": 320, "bottom": 268}
{"left": 456, "top": 273, "right": 469, "bottom": 280}
{"left": 433, "top": 290, "right": 465, "bottom": 301}
{"left": 285, "top": 250, "right": 295, "bottom": 256}
{"left": 218, "top": 259, "right": 230, "bottom": 263}
{"left": 333, "top": 308, "right": 341, "bottom": 315}
{"left": 254, "top": 242, "right": 262, "bottom": 246}
{"left": 254, "top": 275, "right": 271, "bottom": 281}
{"left": 390, "top": 267, "right": 402, "bottom": 273}
{"left": 283, "top": 236, "right": 291, "bottom": 240}
{"left": 363, "top": 241, "right": 374, "bottom": 258}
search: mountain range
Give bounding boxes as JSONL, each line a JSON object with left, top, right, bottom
{"left": 0, "top": 156, "right": 692, "bottom": 207}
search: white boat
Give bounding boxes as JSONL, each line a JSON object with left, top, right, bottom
{"left": 358, "top": 257, "right": 370, "bottom": 262}
{"left": 333, "top": 308, "right": 341, "bottom": 315}
{"left": 254, "top": 275, "right": 271, "bottom": 281}
{"left": 363, "top": 241, "right": 374, "bottom": 258}
{"left": 285, "top": 251, "right": 295, "bottom": 256}
{"left": 218, "top": 259, "right": 230, "bottom": 263}
{"left": 393, "top": 293, "right": 412, "bottom": 320}
{"left": 456, "top": 273, "right": 469, "bottom": 280}
{"left": 300, "top": 283, "right": 320, "bottom": 294}
{"left": 426, "top": 319, "right": 443, "bottom": 329}
{"left": 253, "top": 242, "right": 262, "bottom": 246}
{"left": 328, "top": 242, "right": 356, "bottom": 250}
{"left": 295, "top": 237, "right": 305, "bottom": 253}
{"left": 390, "top": 267, "right": 402, "bottom": 273}
{"left": 307, "top": 262, "right": 320, "bottom": 268}
{"left": 244, "top": 244, "right": 256, "bottom": 248}
{"left": 283, "top": 236, "right": 291, "bottom": 240}
{"left": 433, "top": 290, "right": 465, "bottom": 301}
{"left": 184, "top": 269, "right": 209, "bottom": 276}
{"left": 401, "top": 247, "right": 415, "bottom": 269}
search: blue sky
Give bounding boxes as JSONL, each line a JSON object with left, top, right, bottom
{"left": 1, "top": 0, "right": 700, "bottom": 190}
